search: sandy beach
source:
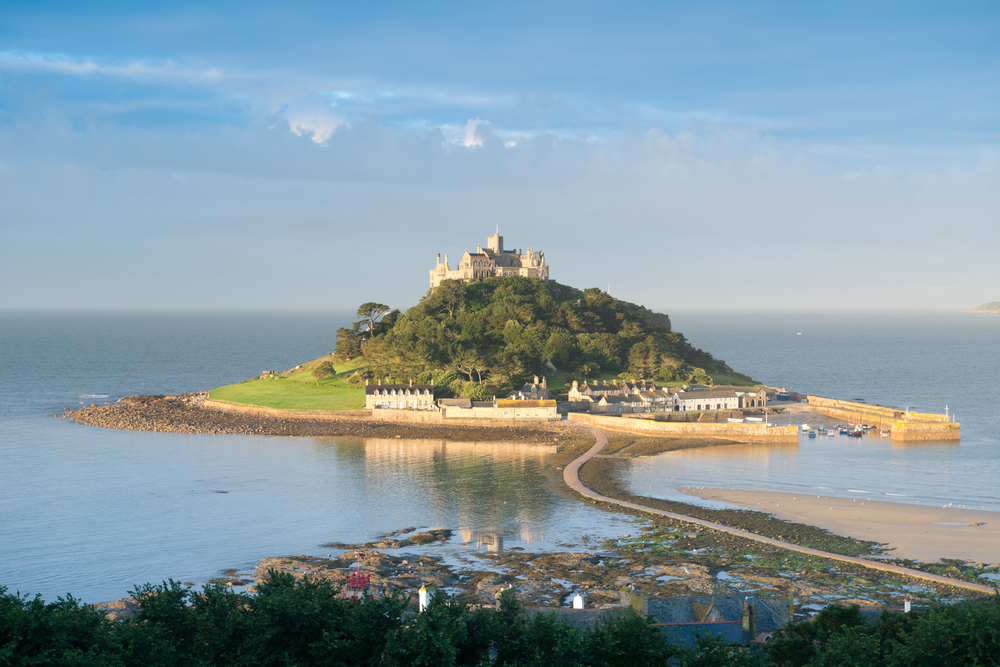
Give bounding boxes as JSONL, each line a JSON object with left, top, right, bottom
{"left": 681, "top": 487, "right": 1000, "bottom": 565}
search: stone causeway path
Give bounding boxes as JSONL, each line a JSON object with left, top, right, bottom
{"left": 563, "top": 424, "right": 996, "bottom": 596}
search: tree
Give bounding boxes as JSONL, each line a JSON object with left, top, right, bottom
{"left": 628, "top": 337, "right": 661, "bottom": 379}
{"left": 357, "top": 302, "right": 392, "bottom": 341}
{"left": 335, "top": 324, "right": 363, "bottom": 360}
{"left": 311, "top": 360, "right": 337, "bottom": 384}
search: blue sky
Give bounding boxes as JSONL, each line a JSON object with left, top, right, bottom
{"left": 1, "top": 0, "right": 998, "bottom": 310}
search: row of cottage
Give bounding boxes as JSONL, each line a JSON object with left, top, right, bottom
{"left": 364, "top": 378, "right": 768, "bottom": 419}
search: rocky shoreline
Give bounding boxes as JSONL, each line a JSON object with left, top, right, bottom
{"left": 64, "top": 393, "right": 586, "bottom": 445}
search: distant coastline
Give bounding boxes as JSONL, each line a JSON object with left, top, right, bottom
{"left": 961, "top": 300, "right": 1000, "bottom": 314}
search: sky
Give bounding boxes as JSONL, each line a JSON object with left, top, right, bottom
{"left": 1, "top": 0, "right": 998, "bottom": 311}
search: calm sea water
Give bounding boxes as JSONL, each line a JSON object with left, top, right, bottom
{"left": 626, "top": 310, "right": 1000, "bottom": 513}
{"left": 0, "top": 311, "right": 635, "bottom": 603}
{"left": 2, "top": 310, "right": 997, "bottom": 603}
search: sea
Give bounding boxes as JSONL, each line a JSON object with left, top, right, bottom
{"left": 624, "top": 310, "right": 1000, "bottom": 514}
{"left": 1, "top": 309, "right": 997, "bottom": 602}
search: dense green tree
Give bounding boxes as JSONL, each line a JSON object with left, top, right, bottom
{"left": 0, "top": 586, "right": 124, "bottom": 666}
{"left": 627, "top": 337, "right": 661, "bottom": 380}
{"left": 353, "top": 277, "right": 740, "bottom": 390}
{"left": 335, "top": 324, "right": 364, "bottom": 360}
{"left": 312, "top": 360, "right": 338, "bottom": 384}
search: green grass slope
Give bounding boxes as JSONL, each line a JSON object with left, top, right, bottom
{"left": 208, "top": 357, "right": 367, "bottom": 411}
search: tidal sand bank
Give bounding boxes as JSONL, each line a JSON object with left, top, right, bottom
{"left": 681, "top": 488, "right": 1000, "bottom": 566}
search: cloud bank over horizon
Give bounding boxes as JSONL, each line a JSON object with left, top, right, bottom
{"left": 2, "top": 1, "right": 998, "bottom": 311}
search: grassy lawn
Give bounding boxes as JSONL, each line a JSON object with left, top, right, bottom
{"left": 705, "top": 372, "right": 758, "bottom": 387}
{"left": 208, "top": 357, "right": 368, "bottom": 411}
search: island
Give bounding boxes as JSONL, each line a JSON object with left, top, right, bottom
{"left": 65, "top": 233, "right": 985, "bottom": 631}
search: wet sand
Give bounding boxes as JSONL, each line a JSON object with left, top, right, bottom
{"left": 681, "top": 487, "right": 1000, "bottom": 565}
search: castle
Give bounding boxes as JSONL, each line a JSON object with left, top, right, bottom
{"left": 430, "top": 233, "right": 549, "bottom": 288}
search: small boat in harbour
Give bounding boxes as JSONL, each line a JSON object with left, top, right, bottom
{"left": 746, "top": 417, "right": 764, "bottom": 423}
{"left": 727, "top": 418, "right": 745, "bottom": 423}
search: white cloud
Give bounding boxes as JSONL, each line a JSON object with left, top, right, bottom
{"left": 0, "top": 51, "right": 235, "bottom": 85}
{"left": 283, "top": 102, "right": 346, "bottom": 145}
{"left": 463, "top": 118, "right": 486, "bottom": 147}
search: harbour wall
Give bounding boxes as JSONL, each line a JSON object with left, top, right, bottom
{"left": 567, "top": 413, "right": 799, "bottom": 443}
{"left": 806, "top": 396, "right": 960, "bottom": 442}
{"left": 371, "top": 407, "right": 560, "bottom": 424}
{"left": 203, "top": 399, "right": 369, "bottom": 420}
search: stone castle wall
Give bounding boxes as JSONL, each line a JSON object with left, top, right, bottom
{"left": 430, "top": 232, "right": 549, "bottom": 288}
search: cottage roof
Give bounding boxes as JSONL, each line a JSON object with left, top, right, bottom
{"left": 438, "top": 398, "right": 472, "bottom": 408}
{"left": 676, "top": 389, "right": 740, "bottom": 400}
{"left": 365, "top": 384, "right": 435, "bottom": 395}
{"left": 638, "top": 391, "right": 670, "bottom": 400}
{"left": 713, "top": 385, "right": 764, "bottom": 393}
{"left": 646, "top": 595, "right": 784, "bottom": 632}
{"left": 601, "top": 395, "right": 637, "bottom": 404}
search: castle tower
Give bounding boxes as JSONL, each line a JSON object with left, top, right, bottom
{"left": 487, "top": 232, "right": 503, "bottom": 254}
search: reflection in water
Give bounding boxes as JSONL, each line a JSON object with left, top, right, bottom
{"left": 458, "top": 528, "right": 548, "bottom": 553}
{"left": 4, "top": 429, "right": 637, "bottom": 604}
{"left": 341, "top": 438, "right": 561, "bottom": 540}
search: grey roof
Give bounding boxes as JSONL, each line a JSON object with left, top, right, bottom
{"left": 647, "top": 594, "right": 784, "bottom": 633}
{"left": 676, "top": 389, "right": 740, "bottom": 400}
{"left": 438, "top": 398, "right": 472, "bottom": 408}
{"left": 602, "top": 395, "right": 640, "bottom": 404}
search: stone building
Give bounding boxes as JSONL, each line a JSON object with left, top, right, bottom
{"left": 430, "top": 232, "right": 549, "bottom": 288}
{"left": 567, "top": 379, "right": 657, "bottom": 402}
{"left": 673, "top": 389, "right": 742, "bottom": 412}
{"left": 365, "top": 380, "right": 435, "bottom": 410}
{"left": 508, "top": 376, "right": 553, "bottom": 401}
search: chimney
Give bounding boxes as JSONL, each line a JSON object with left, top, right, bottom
{"left": 534, "top": 375, "right": 539, "bottom": 385}
{"left": 437, "top": 253, "right": 441, "bottom": 265}
{"left": 365, "top": 378, "right": 369, "bottom": 386}
{"left": 409, "top": 379, "right": 413, "bottom": 387}
{"left": 542, "top": 377, "right": 547, "bottom": 388}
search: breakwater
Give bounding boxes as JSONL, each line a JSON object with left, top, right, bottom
{"left": 806, "top": 396, "right": 960, "bottom": 442}
{"left": 566, "top": 413, "right": 799, "bottom": 443}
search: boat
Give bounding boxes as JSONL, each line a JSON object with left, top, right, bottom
{"left": 801, "top": 424, "right": 811, "bottom": 430}
{"left": 746, "top": 417, "right": 764, "bottom": 423}
{"left": 808, "top": 431, "right": 817, "bottom": 438}
{"left": 727, "top": 418, "right": 745, "bottom": 423}
{"left": 880, "top": 429, "right": 890, "bottom": 437}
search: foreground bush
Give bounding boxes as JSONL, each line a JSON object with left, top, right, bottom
{"left": 3, "top": 579, "right": 997, "bottom": 666}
